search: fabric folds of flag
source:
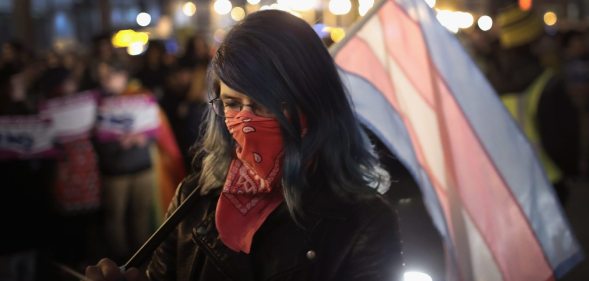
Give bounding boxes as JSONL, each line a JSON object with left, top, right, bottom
{"left": 331, "top": 0, "right": 583, "bottom": 280}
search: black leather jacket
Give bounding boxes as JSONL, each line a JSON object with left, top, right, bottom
{"left": 147, "top": 178, "right": 403, "bottom": 281}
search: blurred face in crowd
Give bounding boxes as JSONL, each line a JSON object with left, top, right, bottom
{"left": 566, "top": 35, "right": 588, "bottom": 59}
{"left": 567, "top": 82, "right": 589, "bottom": 109}
{"left": 177, "top": 68, "right": 193, "bottom": 87}
{"left": 98, "top": 63, "right": 128, "bottom": 95}
{"left": 62, "top": 77, "right": 78, "bottom": 96}
{"left": 565, "top": 60, "right": 589, "bottom": 109}
{"left": 46, "top": 51, "right": 61, "bottom": 68}
{"left": 146, "top": 44, "right": 165, "bottom": 67}
{"left": 97, "top": 39, "right": 114, "bottom": 60}
{"left": 1, "top": 43, "right": 16, "bottom": 63}
{"left": 166, "top": 67, "right": 193, "bottom": 96}
{"left": 189, "top": 36, "right": 209, "bottom": 60}
{"left": 62, "top": 53, "right": 76, "bottom": 70}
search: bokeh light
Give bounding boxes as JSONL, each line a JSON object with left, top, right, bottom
{"left": 231, "top": 7, "right": 246, "bottom": 21}
{"left": 358, "top": 0, "right": 374, "bottom": 16}
{"left": 424, "top": 0, "right": 436, "bottom": 8}
{"left": 403, "top": 271, "right": 433, "bottom": 281}
{"left": 182, "top": 2, "right": 197, "bottom": 17}
{"left": 214, "top": 0, "right": 232, "bottom": 15}
{"left": 127, "top": 42, "right": 146, "bottom": 56}
{"left": 277, "top": 0, "right": 318, "bottom": 11}
{"left": 111, "top": 30, "right": 149, "bottom": 48}
{"left": 436, "top": 10, "right": 473, "bottom": 33}
{"left": 329, "top": 0, "right": 352, "bottom": 15}
{"left": 519, "top": 0, "right": 532, "bottom": 11}
{"left": 136, "top": 12, "right": 151, "bottom": 27}
{"left": 544, "top": 11, "right": 557, "bottom": 26}
{"left": 477, "top": 15, "right": 493, "bottom": 31}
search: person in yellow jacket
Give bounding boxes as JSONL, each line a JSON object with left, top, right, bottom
{"left": 486, "top": 5, "right": 580, "bottom": 204}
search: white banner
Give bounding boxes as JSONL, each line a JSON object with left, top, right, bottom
{"left": 40, "top": 91, "right": 98, "bottom": 141}
{"left": 0, "top": 116, "right": 56, "bottom": 159}
{"left": 96, "top": 94, "right": 160, "bottom": 141}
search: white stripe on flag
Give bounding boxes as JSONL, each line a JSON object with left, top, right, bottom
{"left": 389, "top": 57, "right": 448, "bottom": 190}
{"left": 463, "top": 209, "right": 504, "bottom": 281}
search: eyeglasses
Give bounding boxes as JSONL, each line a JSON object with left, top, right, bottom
{"left": 208, "top": 98, "right": 225, "bottom": 117}
{"left": 208, "top": 97, "right": 274, "bottom": 118}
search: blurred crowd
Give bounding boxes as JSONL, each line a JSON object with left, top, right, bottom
{"left": 1, "top": 5, "right": 589, "bottom": 281}
{"left": 0, "top": 33, "right": 212, "bottom": 280}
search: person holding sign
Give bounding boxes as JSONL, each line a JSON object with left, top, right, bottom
{"left": 86, "top": 10, "right": 403, "bottom": 281}
{"left": 94, "top": 61, "right": 160, "bottom": 262}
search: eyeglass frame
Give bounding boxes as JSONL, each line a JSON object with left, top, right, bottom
{"left": 208, "top": 97, "right": 225, "bottom": 117}
{"left": 207, "top": 97, "right": 276, "bottom": 118}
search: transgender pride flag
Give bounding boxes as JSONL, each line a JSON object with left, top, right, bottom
{"left": 331, "top": 0, "right": 583, "bottom": 280}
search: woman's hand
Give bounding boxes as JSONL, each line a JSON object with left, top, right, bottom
{"left": 85, "top": 258, "right": 147, "bottom": 281}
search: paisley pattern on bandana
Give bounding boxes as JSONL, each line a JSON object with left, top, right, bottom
{"left": 215, "top": 109, "right": 285, "bottom": 253}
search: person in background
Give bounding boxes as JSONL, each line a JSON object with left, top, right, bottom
{"left": 0, "top": 69, "right": 57, "bottom": 281}
{"left": 562, "top": 30, "right": 589, "bottom": 63}
{"left": 35, "top": 66, "right": 103, "bottom": 271}
{"left": 135, "top": 40, "right": 169, "bottom": 98}
{"left": 93, "top": 61, "right": 157, "bottom": 263}
{"left": 486, "top": 5, "right": 577, "bottom": 205}
{"left": 0, "top": 41, "right": 28, "bottom": 75}
{"left": 79, "top": 33, "right": 121, "bottom": 91}
{"left": 160, "top": 59, "right": 209, "bottom": 173}
{"left": 556, "top": 45, "right": 589, "bottom": 177}
{"left": 86, "top": 10, "right": 403, "bottom": 281}
{"left": 180, "top": 34, "right": 211, "bottom": 69}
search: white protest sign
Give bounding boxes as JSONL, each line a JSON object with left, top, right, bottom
{"left": 96, "top": 94, "right": 160, "bottom": 141}
{"left": 0, "top": 116, "right": 56, "bottom": 159}
{"left": 40, "top": 91, "right": 98, "bottom": 141}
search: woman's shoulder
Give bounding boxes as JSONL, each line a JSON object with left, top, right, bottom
{"left": 305, "top": 188, "right": 396, "bottom": 224}
{"left": 169, "top": 174, "right": 221, "bottom": 213}
{"left": 176, "top": 174, "right": 200, "bottom": 198}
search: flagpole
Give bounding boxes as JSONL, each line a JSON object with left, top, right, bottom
{"left": 420, "top": 3, "right": 475, "bottom": 280}
{"left": 330, "top": 0, "right": 475, "bottom": 278}
{"left": 122, "top": 184, "right": 201, "bottom": 270}
{"left": 428, "top": 53, "right": 474, "bottom": 281}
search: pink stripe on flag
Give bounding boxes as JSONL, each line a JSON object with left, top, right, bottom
{"left": 435, "top": 74, "right": 554, "bottom": 280}
{"left": 335, "top": 38, "right": 400, "bottom": 109}
{"left": 335, "top": 2, "right": 555, "bottom": 279}
{"left": 378, "top": 3, "right": 435, "bottom": 107}
{"left": 335, "top": 38, "right": 454, "bottom": 238}
{"left": 376, "top": 2, "right": 553, "bottom": 279}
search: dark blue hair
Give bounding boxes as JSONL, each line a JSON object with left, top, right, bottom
{"left": 199, "top": 10, "right": 384, "bottom": 218}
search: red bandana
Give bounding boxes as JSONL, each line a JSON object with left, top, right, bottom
{"left": 216, "top": 110, "right": 285, "bottom": 253}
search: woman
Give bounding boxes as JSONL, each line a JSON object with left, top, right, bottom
{"left": 86, "top": 10, "right": 403, "bottom": 281}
